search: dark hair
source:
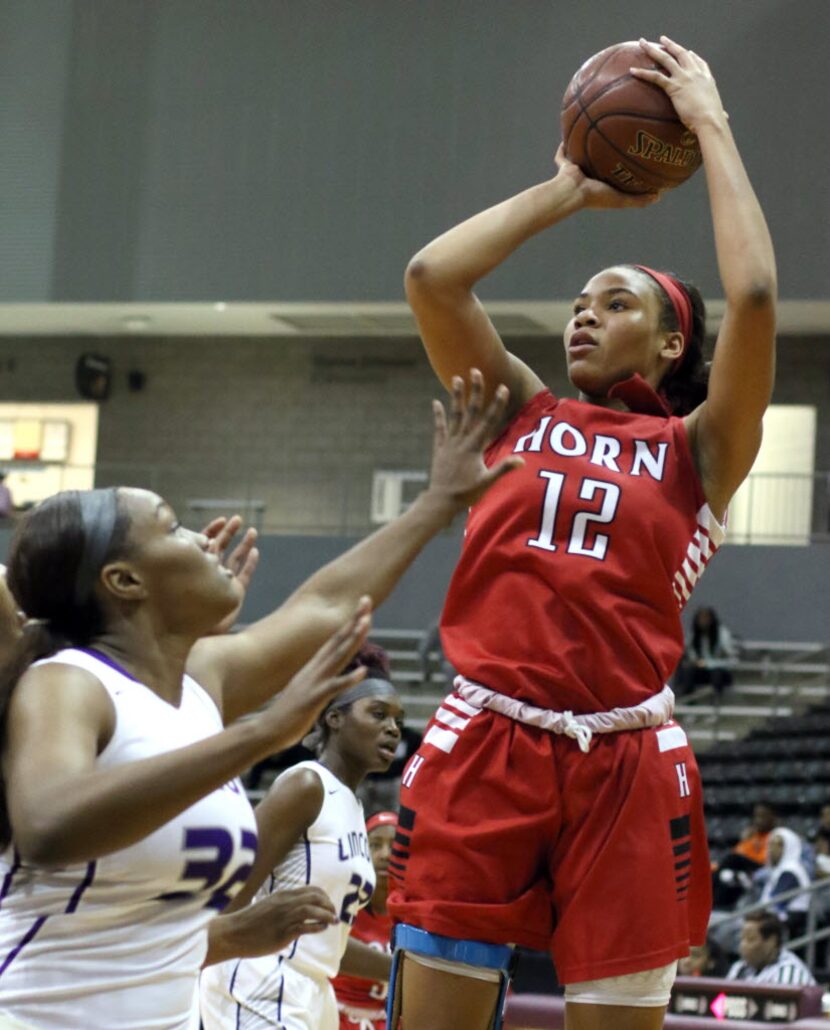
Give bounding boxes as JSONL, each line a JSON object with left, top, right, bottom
{"left": 0, "top": 489, "right": 132, "bottom": 848}
{"left": 628, "top": 267, "right": 709, "bottom": 416}
{"left": 306, "top": 643, "right": 392, "bottom": 756}
{"left": 692, "top": 606, "right": 720, "bottom": 654}
{"left": 744, "top": 909, "right": 784, "bottom": 947}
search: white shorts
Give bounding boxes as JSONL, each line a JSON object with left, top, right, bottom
{"left": 564, "top": 961, "right": 678, "bottom": 1008}
{"left": 200, "top": 958, "right": 338, "bottom": 1029}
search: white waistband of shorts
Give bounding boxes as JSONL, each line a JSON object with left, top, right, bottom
{"left": 453, "top": 676, "right": 675, "bottom": 753}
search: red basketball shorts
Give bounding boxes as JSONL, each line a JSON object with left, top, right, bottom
{"left": 387, "top": 691, "right": 711, "bottom": 984}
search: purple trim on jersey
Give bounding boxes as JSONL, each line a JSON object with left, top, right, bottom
{"left": 286, "top": 833, "right": 312, "bottom": 962}
{"left": 0, "top": 850, "right": 21, "bottom": 908}
{"left": 77, "top": 647, "right": 143, "bottom": 684}
{"left": 229, "top": 958, "right": 242, "bottom": 1029}
{"left": 65, "top": 861, "right": 96, "bottom": 913}
{"left": 0, "top": 859, "right": 97, "bottom": 979}
{"left": 0, "top": 915, "right": 47, "bottom": 978}
{"left": 276, "top": 970, "right": 285, "bottom": 1025}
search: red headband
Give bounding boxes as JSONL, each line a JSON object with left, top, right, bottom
{"left": 366, "top": 811, "right": 398, "bottom": 834}
{"left": 634, "top": 265, "right": 693, "bottom": 367}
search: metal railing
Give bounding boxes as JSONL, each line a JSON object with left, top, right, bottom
{"left": 677, "top": 642, "right": 830, "bottom": 747}
{"left": 710, "top": 876, "right": 830, "bottom": 972}
{"left": 1, "top": 463, "right": 829, "bottom": 539}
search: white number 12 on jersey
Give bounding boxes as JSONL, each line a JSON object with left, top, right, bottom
{"left": 527, "top": 471, "right": 621, "bottom": 560}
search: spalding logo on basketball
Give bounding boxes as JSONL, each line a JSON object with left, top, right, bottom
{"left": 561, "top": 41, "right": 703, "bottom": 195}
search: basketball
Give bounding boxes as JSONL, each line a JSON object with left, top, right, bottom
{"left": 561, "top": 41, "right": 702, "bottom": 195}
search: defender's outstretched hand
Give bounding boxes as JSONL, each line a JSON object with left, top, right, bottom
{"left": 202, "top": 515, "right": 260, "bottom": 635}
{"left": 426, "top": 369, "right": 524, "bottom": 511}
{"left": 257, "top": 597, "right": 372, "bottom": 750}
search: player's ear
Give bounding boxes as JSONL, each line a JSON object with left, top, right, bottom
{"left": 660, "top": 331, "right": 684, "bottom": 361}
{"left": 325, "top": 708, "right": 345, "bottom": 733}
{"left": 100, "top": 560, "right": 147, "bottom": 602}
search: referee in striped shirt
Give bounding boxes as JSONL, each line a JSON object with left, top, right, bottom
{"left": 727, "top": 910, "right": 816, "bottom": 986}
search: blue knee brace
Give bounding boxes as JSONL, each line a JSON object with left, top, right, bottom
{"left": 386, "top": 923, "right": 515, "bottom": 1029}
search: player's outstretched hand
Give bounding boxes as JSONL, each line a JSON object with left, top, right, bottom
{"left": 554, "top": 144, "right": 662, "bottom": 210}
{"left": 257, "top": 597, "right": 372, "bottom": 750}
{"left": 205, "top": 886, "right": 338, "bottom": 965}
{"left": 202, "top": 514, "right": 260, "bottom": 635}
{"left": 426, "top": 369, "right": 524, "bottom": 512}
{"left": 631, "top": 37, "right": 728, "bottom": 134}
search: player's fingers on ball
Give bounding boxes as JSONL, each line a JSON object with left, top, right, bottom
{"left": 640, "top": 37, "right": 678, "bottom": 71}
{"left": 629, "top": 67, "right": 668, "bottom": 88}
{"left": 659, "top": 35, "right": 686, "bottom": 58}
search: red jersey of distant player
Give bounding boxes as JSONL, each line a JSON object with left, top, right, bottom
{"left": 332, "top": 905, "right": 392, "bottom": 1028}
{"left": 440, "top": 388, "right": 725, "bottom": 714}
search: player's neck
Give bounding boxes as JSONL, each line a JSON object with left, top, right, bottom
{"left": 318, "top": 751, "right": 363, "bottom": 793}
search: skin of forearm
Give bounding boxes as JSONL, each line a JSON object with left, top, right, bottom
{"left": 12, "top": 717, "right": 277, "bottom": 867}
{"left": 697, "top": 118, "right": 777, "bottom": 302}
{"left": 203, "top": 913, "right": 242, "bottom": 967}
{"left": 291, "top": 490, "right": 460, "bottom": 617}
{"left": 408, "top": 176, "right": 583, "bottom": 290}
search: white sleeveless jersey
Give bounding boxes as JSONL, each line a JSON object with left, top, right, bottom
{"left": 200, "top": 761, "right": 375, "bottom": 1029}
{"left": 0, "top": 648, "right": 258, "bottom": 1030}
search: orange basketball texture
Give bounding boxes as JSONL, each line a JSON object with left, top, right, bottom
{"left": 561, "top": 41, "right": 702, "bottom": 195}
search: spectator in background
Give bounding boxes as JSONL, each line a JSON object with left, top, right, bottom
{"left": 712, "top": 802, "right": 778, "bottom": 911}
{"left": 816, "top": 803, "right": 830, "bottom": 837}
{"left": 677, "top": 937, "right": 730, "bottom": 978}
{"left": 735, "top": 801, "right": 778, "bottom": 866}
{"left": 675, "top": 605, "right": 738, "bottom": 697}
{"left": 813, "top": 829, "right": 830, "bottom": 879}
{"left": 759, "top": 828, "right": 811, "bottom": 934}
{"left": 0, "top": 472, "right": 14, "bottom": 521}
{"left": 727, "top": 910, "right": 815, "bottom": 986}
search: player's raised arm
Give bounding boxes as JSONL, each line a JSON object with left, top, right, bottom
{"left": 634, "top": 37, "right": 777, "bottom": 518}
{"left": 187, "top": 372, "right": 523, "bottom": 723}
{"left": 405, "top": 157, "right": 659, "bottom": 415}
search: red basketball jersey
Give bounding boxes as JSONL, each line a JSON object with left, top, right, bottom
{"left": 332, "top": 905, "right": 392, "bottom": 1010}
{"left": 441, "top": 389, "right": 724, "bottom": 714}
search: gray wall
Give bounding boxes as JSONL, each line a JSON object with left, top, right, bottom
{"left": 0, "top": 331, "right": 827, "bottom": 535}
{"left": 0, "top": 329, "right": 826, "bottom": 642}
{"left": 2, "top": 520, "right": 825, "bottom": 642}
{"left": 239, "top": 535, "right": 830, "bottom": 642}
{"left": 1, "top": 0, "right": 828, "bottom": 302}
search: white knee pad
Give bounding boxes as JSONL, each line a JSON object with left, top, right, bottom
{"left": 565, "top": 961, "right": 678, "bottom": 1008}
